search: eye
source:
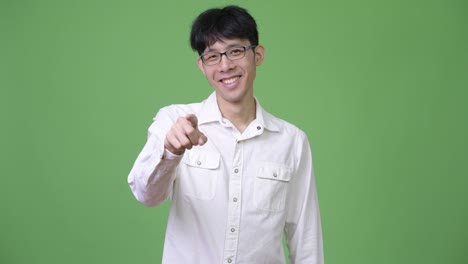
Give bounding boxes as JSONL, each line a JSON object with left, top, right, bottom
{"left": 229, "top": 48, "right": 244, "bottom": 56}
{"left": 204, "top": 53, "right": 219, "bottom": 62}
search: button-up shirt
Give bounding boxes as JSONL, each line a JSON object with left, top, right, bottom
{"left": 128, "top": 92, "right": 324, "bottom": 264}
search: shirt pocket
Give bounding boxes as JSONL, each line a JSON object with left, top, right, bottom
{"left": 180, "top": 150, "right": 220, "bottom": 200}
{"left": 254, "top": 163, "right": 292, "bottom": 212}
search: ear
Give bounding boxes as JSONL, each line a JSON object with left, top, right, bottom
{"left": 254, "top": 45, "right": 265, "bottom": 66}
{"left": 196, "top": 57, "right": 206, "bottom": 75}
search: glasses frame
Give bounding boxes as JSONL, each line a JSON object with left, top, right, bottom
{"left": 199, "top": 45, "right": 257, "bottom": 66}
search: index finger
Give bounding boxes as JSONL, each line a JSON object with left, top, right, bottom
{"left": 185, "top": 114, "right": 198, "bottom": 128}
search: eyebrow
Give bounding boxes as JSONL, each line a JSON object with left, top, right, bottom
{"left": 204, "top": 43, "right": 245, "bottom": 53}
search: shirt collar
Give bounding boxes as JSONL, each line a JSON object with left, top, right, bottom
{"left": 198, "top": 92, "right": 280, "bottom": 132}
{"left": 255, "top": 98, "right": 280, "bottom": 132}
{"left": 197, "top": 92, "right": 223, "bottom": 125}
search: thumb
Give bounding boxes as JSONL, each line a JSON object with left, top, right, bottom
{"left": 198, "top": 132, "right": 208, "bottom": 145}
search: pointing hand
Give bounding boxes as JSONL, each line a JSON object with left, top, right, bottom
{"left": 164, "top": 114, "right": 207, "bottom": 155}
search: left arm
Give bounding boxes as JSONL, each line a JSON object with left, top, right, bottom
{"left": 284, "top": 130, "right": 324, "bottom": 264}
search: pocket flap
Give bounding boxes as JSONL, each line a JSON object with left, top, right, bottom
{"left": 257, "top": 163, "right": 291, "bottom": 182}
{"left": 183, "top": 150, "right": 220, "bottom": 169}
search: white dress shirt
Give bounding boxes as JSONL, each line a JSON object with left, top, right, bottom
{"left": 128, "top": 92, "right": 324, "bottom": 264}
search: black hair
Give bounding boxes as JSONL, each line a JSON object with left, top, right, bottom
{"left": 190, "top": 5, "right": 259, "bottom": 55}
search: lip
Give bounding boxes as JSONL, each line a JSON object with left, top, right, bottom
{"left": 218, "top": 75, "right": 241, "bottom": 89}
{"left": 219, "top": 75, "right": 241, "bottom": 82}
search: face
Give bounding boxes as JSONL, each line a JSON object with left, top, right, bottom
{"left": 197, "top": 38, "right": 265, "bottom": 108}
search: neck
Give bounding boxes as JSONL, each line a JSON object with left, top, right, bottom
{"left": 218, "top": 96, "right": 256, "bottom": 133}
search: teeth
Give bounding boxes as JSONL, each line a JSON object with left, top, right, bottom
{"left": 222, "top": 77, "right": 239, "bottom": 84}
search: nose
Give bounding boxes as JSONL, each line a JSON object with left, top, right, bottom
{"left": 219, "top": 53, "right": 234, "bottom": 72}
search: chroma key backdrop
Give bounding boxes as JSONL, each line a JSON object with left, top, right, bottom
{"left": 1, "top": 0, "right": 467, "bottom": 263}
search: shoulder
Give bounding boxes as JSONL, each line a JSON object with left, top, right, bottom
{"left": 263, "top": 110, "right": 308, "bottom": 140}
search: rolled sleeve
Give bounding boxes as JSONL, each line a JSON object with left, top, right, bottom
{"left": 128, "top": 108, "right": 183, "bottom": 207}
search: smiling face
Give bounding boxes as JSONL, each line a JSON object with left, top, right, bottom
{"left": 197, "top": 38, "right": 265, "bottom": 109}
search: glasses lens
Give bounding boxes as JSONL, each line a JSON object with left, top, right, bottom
{"left": 227, "top": 47, "right": 246, "bottom": 60}
{"left": 202, "top": 53, "right": 220, "bottom": 66}
{"left": 201, "top": 46, "right": 250, "bottom": 65}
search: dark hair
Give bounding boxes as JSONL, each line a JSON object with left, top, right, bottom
{"left": 190, "top": 5, "right": 259, "bottom": 55}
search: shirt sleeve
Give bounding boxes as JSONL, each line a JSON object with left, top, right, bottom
{"left": 127, "top": 107, "right": 183, "bottom": 207}
{"left": 284, "top": 130, "right": 324, "bottom": 264}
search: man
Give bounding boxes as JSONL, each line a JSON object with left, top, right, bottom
{"left": 128, "top": 5, "right": 324, "bottom": 264}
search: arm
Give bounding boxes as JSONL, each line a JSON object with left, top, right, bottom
{"left": 127, "top": 108, "right": 207, "bottom": 207}
{"left": 284, "top": 131, "right": 324, "bottom": 264}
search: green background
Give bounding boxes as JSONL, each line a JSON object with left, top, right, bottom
{"left": 1, "top": 0, "right": 467, "bottom": 263}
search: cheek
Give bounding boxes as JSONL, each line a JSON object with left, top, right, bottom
{"left": 246, "top": 65, "right": 257, "bottom": 79}
{"left": 207, "top": 74, "right": 219, "bottom": 85}
{"left": 203, "top": 69, "right": 215, "bottom": 80}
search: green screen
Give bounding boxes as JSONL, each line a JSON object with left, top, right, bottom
{"left": 1, "top": 0, "right": 467, "bottom": 263}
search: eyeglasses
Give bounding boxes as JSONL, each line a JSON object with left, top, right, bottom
{"left": 200, "top": 45, "right": 257, "bottom": 66}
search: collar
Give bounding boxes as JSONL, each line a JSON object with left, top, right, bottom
{"left": 197, "top": 92, "right": 223, "bottom": 125}
{"left": 254, "top": 97, "right": 280, "bottom": 132}
{"left": 198, "top": 92, "right": 280, "bottom": 132}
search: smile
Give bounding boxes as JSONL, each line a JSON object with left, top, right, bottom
{"left": 221, "top": 76, "right": 240, "bottom": 84}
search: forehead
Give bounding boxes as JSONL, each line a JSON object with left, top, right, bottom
{"left": 203, "top": 38, "right": 250, "bottom": 53}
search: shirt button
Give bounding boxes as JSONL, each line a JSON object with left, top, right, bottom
{"left": 227, "top": 259, "right": 232, "bottom": 263}
{"left": 273, "top": 172, "right": 278, "bottom": 177}
{"left": 233, "top": 197, "right": 238, "bottom": 202}
{"left": 257, "top": 126, "right": 261, "bottom": 130}
{"left": 231, "top": 228, "right": 235, "bottom": 232}
{"left": 234, "top": 168, "right": 239, "bottom": 173}
{"left": 197, "top": 161, "right": 202, "bottom": 165}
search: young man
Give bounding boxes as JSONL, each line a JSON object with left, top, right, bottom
{"left": 128, "top": 5, "right": 324, "bottom": 264}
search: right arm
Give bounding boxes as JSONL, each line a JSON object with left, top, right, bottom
{"left": 127, "top": 108, "right": 206, "bottom": 207}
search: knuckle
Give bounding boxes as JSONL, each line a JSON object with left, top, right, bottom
{"left": 184, "top": 138, "right": 193, "bottom": 147}
{"left": 173, "top": 141, "right": 183, "bottom": 150}
{"left": 185, "top": 125, "right": 195, "bottom": 134}
{"left": 169, "top": 126, "right": 179, "bottom": 136}
{"left": 181, "top": 116, "right": 190, "bottom": 124}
